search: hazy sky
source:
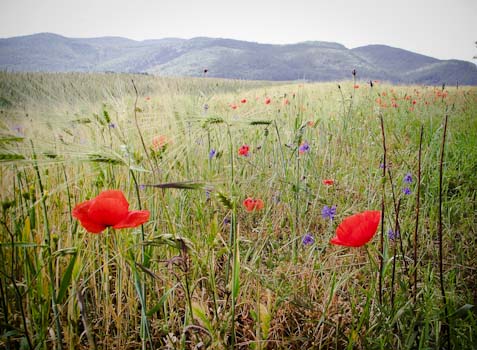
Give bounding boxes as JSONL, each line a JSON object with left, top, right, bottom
{"left": 1, "top": 0, "right": 476, "bottom": 62}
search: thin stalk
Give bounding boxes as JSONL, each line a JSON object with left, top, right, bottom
{"left": 226, "top": 124, "right": 238, "bottom": 347}
{"left": 131, "top": 79, "right": 154, "bottom": 172}
{"left": 413, "top": 126, "right": 423, "bottom": 303}
{"left": 129, "top": 169, "right": 153, "bottom": 350}
{"left": 273, "top": 120, "right": 287, "bottom": 177}
{"left": 31, "top": 141, "right": 63, "bottom": 350}
{"left": 390, "top": 199, "right": 401, "bottom": 312}
{"left": 293, "top": 153, "right": 300, "bottom": 263}
{"left": 378, "top": 115, "right": 386, "bottom": 305}
{"left": 76, "top": 287, "right": 97, "bottom": 350}
{"left": 438, "top": 115, "right": 450, "bottom": 348}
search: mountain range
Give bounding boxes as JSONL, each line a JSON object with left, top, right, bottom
{"left": 1, "top": 33, "right": 476, "bottom": 85}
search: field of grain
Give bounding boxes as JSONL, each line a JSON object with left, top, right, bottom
{"left": 0, "top": 72, "right": 476, "bottom": 349}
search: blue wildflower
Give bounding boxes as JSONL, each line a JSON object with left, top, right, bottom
{"left": 321, "top": 205, "right": 337, "bottom": 220}
{"left": 403, "top": 187, "right": 411, "bottom": 195}
{"left": 302, "top": 233, "right": 315, "bottom": 246}
{"left": 209, "top": 149, "right": 216, "bottom": 159}
{"left": 404, "top": 173, "right": 413, "bottom": 184}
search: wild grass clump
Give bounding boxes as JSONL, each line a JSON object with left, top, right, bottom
{"left": 0, "top": 72, "right": 476, "bottom": 349}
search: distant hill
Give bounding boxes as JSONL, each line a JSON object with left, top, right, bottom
{"left": 1, "top": 33, "right": 476, "bottom": 85}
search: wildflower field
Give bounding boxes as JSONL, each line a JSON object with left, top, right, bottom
{"left": 0, "top": 72, "right": 476, "bottom": 349}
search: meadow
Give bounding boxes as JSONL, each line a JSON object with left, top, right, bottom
{"left": 0, "top": 72, "right": 476, "bottom": 349}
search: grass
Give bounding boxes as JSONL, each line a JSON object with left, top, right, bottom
{"left": 0, "top": 72, "right": 476, "bottom": 349}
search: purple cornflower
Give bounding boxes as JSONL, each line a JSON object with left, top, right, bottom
{"left": 108, "top": 123, "right": 116, "bottom": 129}
{"left": 404, "top": 173, "right": 413, "bottom": 184}
{"left": 139, "top": 184, "right": 146, "bottom": 190}
{"left": 205, "top": 189, "right": 211, "bottom": 200}
{"left": 388, "top": 229, "right": 400, "bottom": 240}
{"left": 299, "top": 141, "right": 310, "bottom": 154}
{"left": 223, "top": 217, "right": 231, "bottom": 225}
{"left": 209, "top": 149, "right": 216, "bottom": 159}
{"left": 321, "top": 205, "right": 337, "bottom": 220}
{"left": 302, "top": 233, "right": 315, "bottom": 246}
{"left": 403, "top": 187, "right": 411, "bottom": 195}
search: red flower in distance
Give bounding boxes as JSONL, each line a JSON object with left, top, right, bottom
{"left": 243, "top": 197, "right": 264, "bottom": 212}
{"left": 322, "top": 179, "right": 334, "bottom": 186}
{"left": 238, "top": 144, "right": 250, "bottom": 156}
{"left": 241, "top": 98, "right": 247, "bottom": 103}
{"left": 72, "top": 190, "right": 150, "bottom": 233}
{"left": 265, "top": 98, "right": 271, "bottom": 105}
{"left": 330, "top": 210, "right": 381, "bottom": 247}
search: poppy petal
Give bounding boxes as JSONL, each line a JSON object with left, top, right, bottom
{"left": 243, "top": 198, "right": 254, "bottom": 212}
{"left": 77, "top": 219, "right": 107, "bottom": 234}
{"left": 113, "top": 210, "right": 150, "bottom": 229}
{"left": 255, "top": 199, "right": 264, "bottom": 210}
{"left": 331, "top": 210, "right": 381, "bottom": 247}
{"left": 73, "top": 200, "right": 108, "bottom": 233}
{"left": 72, "top": 199, "right": 93, "bottom": 222}
{"left": 87, "top": 191, "right": 129, "bottom": 226}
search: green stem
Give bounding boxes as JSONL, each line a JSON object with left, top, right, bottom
{"left": 129, "top": 169, "right": 153, "bottom": 350}
{"left": 31, "top": 141, "right": 63, "bottom": 350}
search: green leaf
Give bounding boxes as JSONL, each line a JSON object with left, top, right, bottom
{"left": 232, "top": 239, "right": 240, "bottom": 300}
{"left": 56, "top": 251, "right": 78, "bottom": 304}
{"left": 192, "top": 302, "right": 213, "bottom": 333}
{"left": 0, "top": 242, "right": 46, "bottom": 248}
{"left": 0, "top": 135, "right": 24, "bottom": 143}
{"left": 146, "top": 283, "right": 179, "bottom": 317}
{"left": 0, "top": 153, "right": 25, "bottom": 161}
{"left": 249, "top": 120, "right": 272, "bottom": 125}
{"left": 215, "top": 191, "right": 233, "bottom": 210}
{"left": 143, "top": 181, "right": 208, "bottom": 190}
{"left": 88, "top": 154, "right": 122, "bottom": 165}
{"left": 449, "top": 304, "right": 474, "bottom": 319}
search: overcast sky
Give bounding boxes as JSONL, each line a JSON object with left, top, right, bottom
{"left": 1, "top": 0, "right": 476, "bottom": 62}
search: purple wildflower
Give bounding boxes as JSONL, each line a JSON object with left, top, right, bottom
{"left": 403, "top": 187, "right": 411, "bottom": 195}
{"left": 108, "top": 123, "right": 116, "bottom": 129}
{"left": 321, "top": 205, "right": 337, "bottom": 220}
{"left": 302, "top": 233, "right": 315, "bottom": 246}
{"left": 404, "top": 173, "right": 413, "bottom": 184}
{"left": 299, "top": 141, "right": 310, "bottom": 154}
{"left": 205, "top": 189, "right": 211, "bottom": 200}
{"left": 209, "top": 149, "right": 216, "bottom": 159}
{"left": 388, "top": 229, "right": 400, "bottom": 240}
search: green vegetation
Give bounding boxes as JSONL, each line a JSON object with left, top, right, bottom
{"left": 0, "top": 72, "right": 476, "bottom": 349}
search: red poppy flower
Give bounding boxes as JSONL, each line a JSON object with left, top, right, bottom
{"left": 330, "top": 210, "right": 381, "bottom": 247}
{"left": 243, "top": 197, "right": 264, "bottom": 212}
{"left": 283, "top": 98, "right": 289, "bottom": 105}
{"left": 238, "top": 144, "right": 250, "bottom": 156}
{"left": 354, "top": 84, "right": 359, "bottom": 89}
{"left": 72, "top": 190, "right": 150, "bottom": 233}
{"left": 322, "top": 179, "right": 334, "bottom": 186}
{"left": 152, "top": 135, "right": 170, "bottom": 150}
{"left": 241, "top": 98, "right": 247, "bottom": 103}
{"left": 230, "top": 104, "right": 238, "bottom": 110}
{"left": 265, "top": 98, "right": 271, "bottom": 105}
